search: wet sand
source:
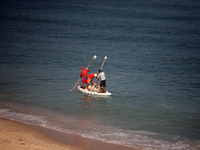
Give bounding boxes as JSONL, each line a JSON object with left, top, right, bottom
{"left": 0, "top": 118, "right": 139, "bottom": 150}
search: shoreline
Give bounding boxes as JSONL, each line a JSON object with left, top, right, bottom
{"left": 0, "top": 118, "right": 83, "bottom": 150}
{"left": 0, "top": 118, "right": 139, "bottom": 150}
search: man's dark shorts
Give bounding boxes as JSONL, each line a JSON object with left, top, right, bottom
{"left": 100, "top": 80, "right": 106, "bottom": 87}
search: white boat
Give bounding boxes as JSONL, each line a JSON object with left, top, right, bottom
{"left": 77, "top": 86, "right": 112, "bottom": 96}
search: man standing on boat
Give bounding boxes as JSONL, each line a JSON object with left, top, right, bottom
{"left": 96, "top": 69, "right": 106, "bottom": 93}
{"left": 80, "top": 67, "right": 90, "bottom": 89}
{"left": 87, "top": 73, "right": 97, "bottom": 89}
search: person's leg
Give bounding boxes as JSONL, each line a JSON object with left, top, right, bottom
{"left": 101, "top": 80, "right": 106, "bottom": 93}
{"left": 82, "top": 82, "right": 84, "bottom": 89}
{"left": 104, "top": 87, "right": 106, "bottom": 93}
{"left": 100, "top": 81, "right": 103, "bottom": 93}
{"left": 91, "top": 79, "right": 94, "bottom": 85}
{"left": 82, "top": 79, "right": 87, "bottom": 89}
{"left": 104, "top": 80, "right": 106, "bottom": 93}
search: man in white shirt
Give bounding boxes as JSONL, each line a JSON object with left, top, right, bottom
{"left": 96, "top": 69, "right": 106, "bottom": 93}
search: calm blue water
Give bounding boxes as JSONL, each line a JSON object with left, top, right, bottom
{"left": 1, "top": 0, "right": 200, "bottom": 149}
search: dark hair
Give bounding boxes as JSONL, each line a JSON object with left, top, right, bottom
{"left": 99, "top": 69, "right": 101, "bottom": 72}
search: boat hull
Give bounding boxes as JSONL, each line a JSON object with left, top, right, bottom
{"left": 77, "top": 86, "right": 112, "bottom": 96}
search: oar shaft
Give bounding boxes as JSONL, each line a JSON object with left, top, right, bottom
{"left": 100, "top": 58, "right": 106, "bottom": 70}
{"left": 70, "top": 55, "right": 96, "bottom": 92}
{"left": 70, "top": 78, "right": 81, "bottom": 91}
{"left": 92, "top": 57, "right": 106, "bottom": 94}
{"left": 87, "top": 58, "right": 95, "bottom": 69}
{"left": 94, "top": 56, "right": 107, "bottom": 84}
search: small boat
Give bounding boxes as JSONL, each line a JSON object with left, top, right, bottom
{"left": 77, "top": 86, "right": 112, "bottom": 96}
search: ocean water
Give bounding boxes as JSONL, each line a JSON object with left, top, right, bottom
{"left": 0, "top": 0, "right": 200, "bottom": 149}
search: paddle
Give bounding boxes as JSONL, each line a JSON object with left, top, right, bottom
{"left": 70, "top": 55, "right": 97, "bottom": 92}
{"left": 91, "top": 56, "right": 107, "bottom": 93}
{"left": 100, "top": 56, "right": 107, "bottom": 70}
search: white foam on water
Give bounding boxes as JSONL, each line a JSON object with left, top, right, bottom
{"left": 0, "top": 108, "right": 47, "bottom": 126}
{"left": 0, "top": 101, "right": 199, "bottom": 150}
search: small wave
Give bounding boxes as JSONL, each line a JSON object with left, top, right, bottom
{"left": 157, "top": 103, "right": 173, "bottom": 109}
{"left": 111, "top": 92, "right": 129, "bottom": 96}
{"left": 0, "top": 109, "right": 10, "bottom": 114}
{"left": 0, "top": 108, "right": 47, "bottom": 126}
{"left": 0, "top": 105, "right": 199, "bottom": 150}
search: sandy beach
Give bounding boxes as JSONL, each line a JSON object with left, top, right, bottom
{"left": 0, "top": 118, "right": 83, "bottom": 150}
{"left": 0, "top": 118, "right": 139, "bottom": 150}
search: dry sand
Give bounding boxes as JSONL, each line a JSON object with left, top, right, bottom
{"left": 0, "top": 118, "right": 139, "bottom": 150}
{"left": 0, "top": 118, "right": 83, "bottom": 150}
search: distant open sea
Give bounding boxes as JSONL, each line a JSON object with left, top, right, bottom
{"left": 1, "top": 0, "right": 200, "bottom": 149}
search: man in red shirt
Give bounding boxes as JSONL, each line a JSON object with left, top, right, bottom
{"left": 87, "top": 73, "right": 97, "bottom": 89}
{"left": 80, "top": 67, "right": 90, "bottom": 89}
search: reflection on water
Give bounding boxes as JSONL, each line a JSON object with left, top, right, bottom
{"left": 81, "top": 95, "right": 96, "bottom": 108}
{"left": 80, "top": 94, "right": 108, "bottom": 118}
{"left": 80, "top": 94, "right": 109, "bottom": 109}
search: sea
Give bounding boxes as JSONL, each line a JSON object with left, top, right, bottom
{"left": 0, "top": 0, "right": 200, "bottom": 149}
